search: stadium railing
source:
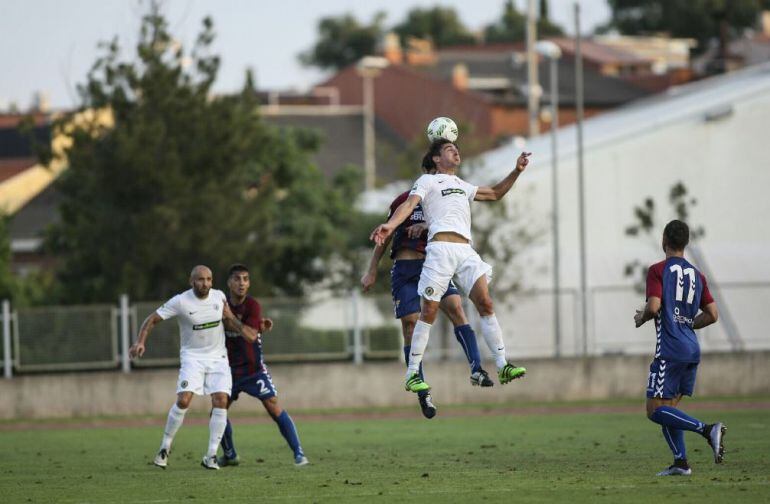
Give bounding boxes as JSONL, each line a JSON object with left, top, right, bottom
{"left": 2, "top": 282, "right": 768, "bottom": 377}
{"left": 12, "top": 304, "right": 119, "bottom": 372}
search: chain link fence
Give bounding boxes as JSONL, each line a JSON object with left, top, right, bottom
{"left": 13, "top": 304, "right": 118, "bottom": 371}
{"left": 1, "top": 283, "right": 767, "bottom": 375}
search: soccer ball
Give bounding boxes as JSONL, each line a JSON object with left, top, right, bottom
{"left": 426, "top": 117, "right": 458, "bottom": 143}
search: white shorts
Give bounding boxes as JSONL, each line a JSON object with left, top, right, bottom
{"left": 417, "top": 242, "right": 493, "bottom": 302}
{"left": 177, "top": 358, "right": 232, "bottom": 396}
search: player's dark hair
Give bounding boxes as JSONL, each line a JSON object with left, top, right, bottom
{"left": 421, "top": 152, "right": 436, "bottom": 172}
{"left": 227, "top": 263, "right": 249, "bottom": 279}
{"left": 663, "top": 220, "right": 689, "bottom": 251}
{"left": 422, "top": 139, "right": 456, "bottom": 171}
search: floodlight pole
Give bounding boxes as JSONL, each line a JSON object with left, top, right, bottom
{"left": 2, "top": 300, "right": 11, "bottom": 379}
{"left": 574, "top": 3, "right": 589, "bottom": 356}
{"left": 357, "top": 57, "right": 390, "bottom": 191}
{"left": 526, "top": 0, "right": 540, "bottom": 136}
{"left": 537, "top": 40, "right": 563, "bottom": 358}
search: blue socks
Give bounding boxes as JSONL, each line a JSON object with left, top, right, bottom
{"left": 454, "top": 324, "right": 482, "bottom": 373}
{"left": 650, "top": 406, "right": 706, "bottom": 461}
{"left": 275, "top": 410, "right": 303, "bottom": 457}
{"left": 649, "top": 406, "right": 706, "bottom": 433}
{"left": 221, "top": 412, "right": 303, "bottom": 460}
{"left": 220, "top": 418, "right": 237, "bottom": 459}
{"left": 661, "top": 426, "right": 686, "bottom": 460}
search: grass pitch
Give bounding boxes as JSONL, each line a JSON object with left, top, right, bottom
{"left": 1, "top": 401, "right": 768, "bottom": 503}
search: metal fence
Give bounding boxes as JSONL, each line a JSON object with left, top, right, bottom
{"left": 1, "top": 282, "right": 768, "bottom": 377}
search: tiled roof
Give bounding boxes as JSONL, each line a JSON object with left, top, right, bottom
{"left": 429, "top": 50, "right": 650, "bottom": 106}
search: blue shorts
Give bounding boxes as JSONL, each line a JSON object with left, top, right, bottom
{"left": 646, "top": 359, "right": 698, "bottom": 399}
{"left": 231, "top": 371, "right": 277, "bottom": 401}
{"left": 391, "top": 259, "right": 459, "bottom": 319}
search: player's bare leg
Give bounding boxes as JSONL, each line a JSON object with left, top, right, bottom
{"left": 155, "top": 392, "right": 193, "bottom": 468}
{"left": 469, "top": 276, "right": 525, "bottom": 384}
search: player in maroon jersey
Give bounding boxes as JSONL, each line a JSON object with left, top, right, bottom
{"left": 361, "top": 158, "right": 493, "bottom": 419}
{"left": 217, "top": 264, "right": 308, "bottom": 467}
{"left": 635, "top": 220, "right": 723, "bottom": 476}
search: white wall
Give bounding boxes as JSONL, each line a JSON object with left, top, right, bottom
{"left": 467, "top": 64, "right": 770, "bottom": 356}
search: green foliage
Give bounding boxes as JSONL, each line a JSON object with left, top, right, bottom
{"left": 0, "top": 216, "right": 14, "bottom": 300}
{"left": 299, "top": 12, "right": 387, "bottom": 70}
{"left": 604, "top": 0, "right": 769, "bottom": 51}
{"left": 624, "top": 181, "right": 705, "bottom": 292}
{"left": 393, "top": 6, "right": 476, "bottom": 48}
{"left": 484, "top": 0, "right": 564, "bottom": 44}
{"left": 45, "top": 4, "right": 364, "bottom": 302}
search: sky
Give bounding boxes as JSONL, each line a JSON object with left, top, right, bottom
{"left": 1, "top": 0, "right": 611, "bottom": 110}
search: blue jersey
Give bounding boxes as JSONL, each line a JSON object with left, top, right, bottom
{"left": 646, "top": 257, "right": 714, "bottom": 363}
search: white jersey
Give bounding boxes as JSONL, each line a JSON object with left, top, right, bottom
{"left": 409, "top": 172, "right": 478, "bottom": 243}
{"left": 156, "top": 288, "right": 228, "bottom": 361}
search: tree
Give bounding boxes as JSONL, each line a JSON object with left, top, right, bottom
{"left": 623, "top": 181, "right": 705, "bottom": 292}
{"left": 603, "top": 0, "right": 770, "bottom": 51}
{"left": 537, "top": 0, "right": 565, "bottom": 38}
{"left": 45, "top": 4, "right": 364, "bottom": 302}
{"left": 393, "top": 6, "right": 476, "bottom": 48}
{"left": 0, "top": 216, "right": 15, "bottom": 300}
{"left": 299, "top": 12, "right": 386, "bottom": 70}
{"left": 484, "top": 0, "right": 564, "bottom": 44}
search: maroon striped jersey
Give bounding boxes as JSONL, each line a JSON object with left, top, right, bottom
{"left": 389, "top": 190, "right": 428, "bottom": 259}
{"left": 224, "top": 295, "right": 265, "bottom": 378}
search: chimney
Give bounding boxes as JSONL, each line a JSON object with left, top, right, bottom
{"left": 452, "top": 63, "right": 469, "bottom": 91}
{"left": 405, "top": 37, "right": 436, "bottom": 66}
{"left": 383, "top": 32, "right": 403, "bottom": 65}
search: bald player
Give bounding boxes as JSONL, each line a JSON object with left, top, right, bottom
{"left": 129, "top": 265, "right": 258, "bottom": 470}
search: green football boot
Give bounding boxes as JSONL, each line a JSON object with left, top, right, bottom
{"left": 498, "top": 363, "right": 526, "bottom": 384}
{"left": 405, "top": 372, "right": 431, "bottom": 393}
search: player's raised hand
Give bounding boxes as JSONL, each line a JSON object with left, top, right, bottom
{"left": 515, "top": 152, "right": 532, "bottom": 172}
{"left": 129, "top": 341, "right": 145, "bottom": 359}
{"left": 370, "top": 223, "right": 394, "bottom": 246}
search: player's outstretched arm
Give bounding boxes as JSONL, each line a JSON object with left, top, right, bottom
{"left": 223, "top": 304, "right": 259, "bottom": 343}
{"left": 693, "top": 302, "right": 719, "bottom": 329}
{"left": 129, "top": 312, "right": 163, "bottom": 359}
{"left": 474, "top": 152, "right": 531, "bottom": 201}
{"left": 634, "top": 297, "right": 661, "bottom": 328}
{"left": 370, "top": 194, "right": 421, "bottom": 245}
{"left": 361, "top": 238, "right": 391, "bottom": 293}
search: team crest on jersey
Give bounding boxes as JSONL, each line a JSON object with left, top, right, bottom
{"left": 180, "top": 380, "right": 189, "bottom": 389}
{"left": 425, "top": 287, "right": 435, "bottom": 296}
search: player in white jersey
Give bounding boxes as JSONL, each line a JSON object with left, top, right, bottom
{"left": 371, "top": 140, "right": 531, "bottom": 393}
{"left": 129, "top": 265, "right": 258, "bottom": 470}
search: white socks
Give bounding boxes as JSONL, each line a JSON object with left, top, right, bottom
{"left": 160, "top": 403, "right": 188, "bottom": 451}
{"left": 406, "top": 320, "right": 432, "bottom": 376}
{"left": 208, "top": 408, "right": 228, "bottom": 457}
{"left": 480, "top": 314, "right": 508, "bottom": 370}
